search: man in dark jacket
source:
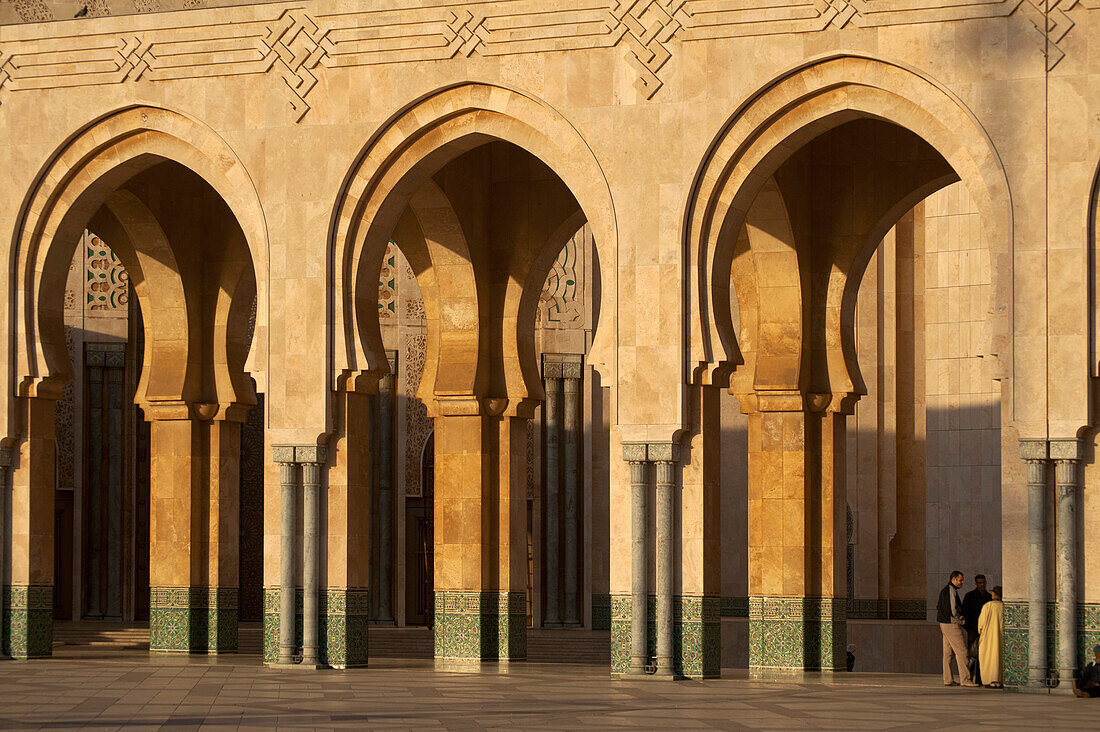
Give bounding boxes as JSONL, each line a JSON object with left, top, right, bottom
{"left": 1074, "top": 645, "right": 1100, "bottom": 698}
{"left": 962, "top": 575, "right": 992, "bottom": 683}
{"left": 937, "top": 570, "right": 976, "bottom": 686}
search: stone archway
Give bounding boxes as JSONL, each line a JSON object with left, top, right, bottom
{"left": 3, "top": 106, "right": 266, "bottom": 658}
{"left": 329, "top": 83, "right": 616, "bottom": 667}
{"left": 683, "top": 55, "right": 1013, "bottom": 674}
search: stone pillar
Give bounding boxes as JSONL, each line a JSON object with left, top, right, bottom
{"left": 677, "top": 385, "right": 724, "bottom": 679}
{"left": 493, "top": 411, "right": 530, "bottom": 662}
{"left": 747, "top": 394, "right": 847, "bottom": 674}
{"left": 543, "top": 369, "right": 562, "bottom": 626}
{"left": 202, "top": 416, "right": 242, "bottom": 654}
{"left": 301, "top": 460, "right": 321, "bottom": 668}
{"left": 1052, "top": 439, "right": 1080, "bottom": 687}
{"left": 431, "top": 399, "right": 528, "bottom": 666}
{"left": 377, "top": 355, "right": 396, "bottom": 622}
{"left": 5, "top": 396, "right": 58, "bottom": 659}
{"left": 624, "top": 443, "right": 649, "bottom": 676}
{"left": 562, "top": 366, "right": 581, "bottom": 626}
{"left": 142, "top": 405, "right": 243, "bottom": 655}
{"left": 325, "top": 391, "right": 372, "bottom": 668}
{"left": 653, "top": 445, "right": 680, "bottom": 678}
{"left": 274, "top": 450, "right": 299, "bottom": 666}
{"left": 1020, "top": 439, "right": 1049, "bottom": 687}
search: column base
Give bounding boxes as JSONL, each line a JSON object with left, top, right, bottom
{"left": 262, "top": 588, "right": 369, "bottom": 668}
{"left": 748, "top": 596, "right": 846, "bottom": 672}
{"left": 1, "top": 585, "right": 52, "bottom": 659}
{"left": 150, "top": 587, "right": 238, "bottom": 654}
{"left": 433, "top": 591, "right": 526, "bottom": 662}
{"left": 267, "top": 662, "right": 325, "bottom": 671}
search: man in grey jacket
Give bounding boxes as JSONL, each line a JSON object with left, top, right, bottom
{"left": 937, "top": 570, "right": 977, "bottom": 686}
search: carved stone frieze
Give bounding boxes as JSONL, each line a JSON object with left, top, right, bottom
{"left": 0, "top": 1, "right": 1090, "bottom": 119}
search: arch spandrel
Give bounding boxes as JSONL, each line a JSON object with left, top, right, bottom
{"left": 331, "top": 83, "right": 617, "bottom": 407}
{"left": 686, "top": 55, "right": 1012, "bottom": 417}
{"left": 4, "top": 106, "right": 269, "bottom": 442}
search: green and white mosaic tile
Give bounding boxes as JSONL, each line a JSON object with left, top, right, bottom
{"left": 2, "top": 585, "right": 52, "bottom": 659}
{"left": 991, "top": 601, "right": 1098, "bottom": 688}
{"left": 609, "top": 594, "right": 720, "bottom": 679}
{"left": 261, "top": 588, "right": 370, "bottom": 667}
{"left": 149, "top": 586, "right": 238, "bottom": 654}
{"left": 591, "top": 593, "right": 611, "bottom": 631}
{"left": 433, "top": 590, "right": 526, "bottom": 662}
{"left": 748, "top": 596, "right": 845, "bottom": 672}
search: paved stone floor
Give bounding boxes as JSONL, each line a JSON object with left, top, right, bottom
{"left": 0, "top": 649, "right": 1095, "bottom": 730}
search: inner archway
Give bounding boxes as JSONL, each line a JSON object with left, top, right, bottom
{"left": 686, "top": 56, "right": 1012, "bottom": 675}
{"left": 331, "top": 84, "right": 616, "bottom": 666}
{"left": 4, "top": 108, "right": 266, "bottom": 659}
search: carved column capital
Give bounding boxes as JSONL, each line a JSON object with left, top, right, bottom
{"left": 621, "top": 441, "right": 649, "bottom": 464}
{"left": 1018, "top": 438, "right": 1050, "bottom": 462}
{"left": 272, "top": 444, "right": 328, "bottom": 466}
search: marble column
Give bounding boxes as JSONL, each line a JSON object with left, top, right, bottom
{"left": 301, "top": 460, "right": 321, "bottom": 668}
{"left": 625, "top": 444, "right": 649, "bottom": 675}
{"left": 562, "top": 369, "right": 581, "bottom": 626}
{"left": 276, "top": 454, "right": 299, "bottom": 666}
{"left": 543, "top": 371, "right": 562, "bottom": 626}
{"left": 377, "top": 356, "right": 396, "bottom": 622}
{"left": 1020, "top": 439, "right": 1049, "bottom": 686}
{"left": 1052, "top": 439, "right": 1080, "bottom": 687}
{"left": 653, "top": 446, "right": 679, "bottom": 678}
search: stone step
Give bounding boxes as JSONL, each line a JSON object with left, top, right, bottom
{"left": 53, "top": 621, "right": 149, "bottom": 648}
{"left": 528, "top": 629, "right": 610, "bottom": 665}
{"left": 49, "top": 622, "right": 611, "bottom": 664}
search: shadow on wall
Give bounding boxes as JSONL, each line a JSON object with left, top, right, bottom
{"left": 719, "top": 400, "right": 1002, "bottom": 675}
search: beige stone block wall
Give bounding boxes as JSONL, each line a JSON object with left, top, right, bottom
{"left": 922, "top": 183, "right": 1002, "bottom": 603}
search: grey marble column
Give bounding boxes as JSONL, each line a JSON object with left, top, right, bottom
{"left": 544, "top": 371, "right": 563, "bottom": 626}
{"left": 654, "top": 457, "right": 676, "bottom": 677}
{"left": 625, "top": 444, "right": 649, "bottom": 675}
{"left": 562, "top": 370, "right": 581, "bottom": 626}
{"left": 277, "top": 456, "right": 299, "bottom": 666}
{"left": 1020, "top": 439, "right": 1049, "bottom": 686}
{"left": 1052, "top": 440, "right": 1080, "bottom": 686}
{"left": 378, "top": 358, "right": 396, "bottom": 622}
{"left": 302, "top": 461, "right": 322, "bottom": 667}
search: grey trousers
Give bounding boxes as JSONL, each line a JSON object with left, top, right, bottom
{"left": 940, "top": 622, "right": 972, "bottom": 685}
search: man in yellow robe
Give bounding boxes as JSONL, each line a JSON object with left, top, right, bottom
{"left": 977, "top": 585, "right": 1004, "bottom": 688}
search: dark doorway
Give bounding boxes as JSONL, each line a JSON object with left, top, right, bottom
{"left": 405, "top": 432, "right": 434, "bottom": 625}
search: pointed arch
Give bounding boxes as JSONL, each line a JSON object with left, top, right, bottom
{"left": 686, "top": 55, "right": 1012, "bottom": 399}
{"left": 330, "top": 83, "right": 617, "bottom": 399}
{"left": 5, "top": 105, "right": 268, "bottom": 437}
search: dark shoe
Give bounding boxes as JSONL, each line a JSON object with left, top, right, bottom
{"left": 1073, "top": 687, "right": 1089, "bottom": 698}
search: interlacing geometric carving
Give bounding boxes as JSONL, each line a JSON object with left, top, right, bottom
{"left": 609, "top": 1, "right": 690, "bottom": 99}
{"left": 1017, "top": 0, "right": 1084, "bottom": 70}
{"left": 0, "top": 1, "right": 1096, "bottom": 118}
{"left": 261, "top": 9, "right": 332, "bottom": 122}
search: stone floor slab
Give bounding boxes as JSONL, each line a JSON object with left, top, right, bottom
{"left": 0, "top": 650, "right": 1094, "bottom": 729}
